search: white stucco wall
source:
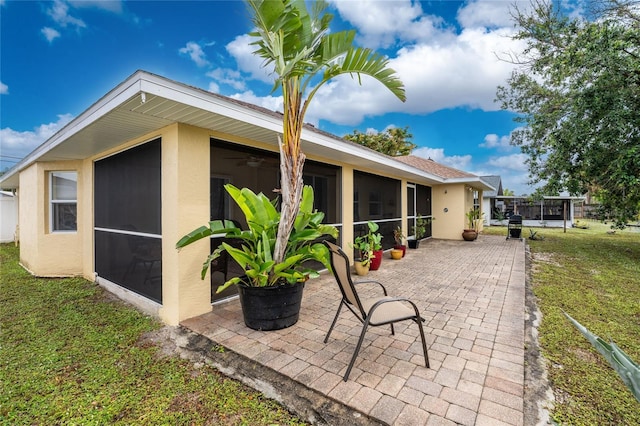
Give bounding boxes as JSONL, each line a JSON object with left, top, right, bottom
{"left": 0, "top": 192, "right": 18, "bottom": 243}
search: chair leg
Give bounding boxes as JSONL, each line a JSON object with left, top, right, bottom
{"left": 415, "top": 317, "right": 430, "bottom": 368}
{"left": 344, "top": 317, "right": 372, "bottom": 381}
{"left": 324, "top": 301, "right": 344, "bottom": 343}
{"left": 390, "top": 323, "right": 395, "bottom": 336}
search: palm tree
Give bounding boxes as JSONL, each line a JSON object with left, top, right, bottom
{"left": 247, "top": 0, "right": 406, "bottom": 263}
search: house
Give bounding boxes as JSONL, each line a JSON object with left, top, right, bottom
{"left": 480, "top": 175, "right": 503, "bottom": 225}
{"left": 0, "top": 190, "right": 18, "bottom": 243}
{"left": 0, "top": 70, "right": 493, "bottom": 326}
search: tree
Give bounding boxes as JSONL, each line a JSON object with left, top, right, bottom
{"left": 503, "top": 188, "right": 515, "bottom": 196}
{"left": 496, "top": 0, "right": 640, "bottom": 226}
{"left": 344, "top": 126, "right": 416, "bottom": 156}
{"left": 248, "top": 0, "right": 405, "bottom": 262}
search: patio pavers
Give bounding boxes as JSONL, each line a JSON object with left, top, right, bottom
{"left": 181, "top": 235, "right": 527, "bottom": 425}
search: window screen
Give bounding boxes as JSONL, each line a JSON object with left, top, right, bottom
{"left": 94, "top": 139, "right": 162, "bottom": 303}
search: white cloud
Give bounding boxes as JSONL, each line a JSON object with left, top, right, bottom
{"left": 413, "top": 147, "right": 472, "bottom": 170}
{"left": 230, "top": 90, "right": 283, "bottom": 114}
{"left": 456, "top": 0, "right": 515, "bottom": 29}
{"left": 179, "top": 42, "right": 210, "bottom": 67}
{"left": 41, "top": 27, "right": 61, "bottom": 43}
{"left": 393, "top": 26, "right": 525, "bottom": 113}
{"left": 487, "top": 153, "right": 529, "bottom": 172}
{"left": 0, "top": 114, "right": 74, "bottom": 160}
{"left": 329, "top": 0, "right": 451, "bottom": 49}
{"left": 208, "top": 81, "right": 220, "bottom": 94}
{"left": 47, "top": 0, "right": 86, "bottom": 29}
{"left": 0, "top": 81, "right": 7, "bottom": 95}
{"left": 225, "top": 1, "right": 526, "bottom": 124}
{"left": 206, "top": 68, "right": 246, "bottom": 91}
{"left": 68, "top": 0, "right": 124, "bottom": 14}
{"left": 480, "top": 133, "right": 513, "bottom": 151}
{"left": 226, "top": 34, "right": 274, "bottom": 83}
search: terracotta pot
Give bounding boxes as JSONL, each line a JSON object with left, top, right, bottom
{"left": 462, "top": 229, "right": 477, "bottom": 241}
{"left": 390, "top": 249, "right": 403, "bottom": 260}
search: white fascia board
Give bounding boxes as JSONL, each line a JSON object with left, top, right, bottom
{"left": 445, "top": 177, "right": 496, "bottom": 192}
{"left": 138, "top": 73, "right": 283, "bottom": 134}
{"left": 300, "top": 128, "right": 445, "bottom": 184}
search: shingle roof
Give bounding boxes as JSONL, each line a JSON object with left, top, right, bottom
{"left": 395, "top": 155, "right": 476, "bottom": 179}
{"left": 480, "top": 175, "right": 503, "bottom": 196}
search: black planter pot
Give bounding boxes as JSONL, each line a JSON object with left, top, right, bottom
{"left": 237, "top": 281, "right": 305, "bottom": 331}
{"left": 408, "top": 239, "right": 420, "bottom": 249}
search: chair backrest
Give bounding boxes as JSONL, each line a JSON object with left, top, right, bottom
{"left": 324, "top": 241, "right": 366, "bottom": 318}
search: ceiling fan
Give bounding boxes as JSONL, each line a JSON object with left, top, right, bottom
{"left": 224, "top": 155, "right": 276, "bottom": 168}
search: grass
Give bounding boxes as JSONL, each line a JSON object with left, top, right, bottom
{"left": 484, "top": 221, "right": 640, "bottom": 424}
{"left": 0, "top": 244, "right": 307, "bottom": 425}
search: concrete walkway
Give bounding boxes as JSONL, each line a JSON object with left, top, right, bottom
{"left": 181, "top": 235, "right": 528, "bottom": 425}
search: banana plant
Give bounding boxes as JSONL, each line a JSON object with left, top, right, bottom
{"left": 246, "top": 0, "right": 405, "bottom": 268}
{"left": 564, "top": 311, "right": 640, "bottom": 402}
{"left": 176, "top": 184, "right": 338, "bottom": 293}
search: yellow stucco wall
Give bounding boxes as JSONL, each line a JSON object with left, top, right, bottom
{"left": 159, "top": 123, "right": 212, "bottom": 325}
{"left": 19, "top": 161, "right": 84, "bottom": 276}
{"left": 432, "top": 183, "right": 467, "bottom": 240}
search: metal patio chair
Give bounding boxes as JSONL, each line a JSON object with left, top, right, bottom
{"left": 323, "top": 241, "right": 430, "bottom": 381}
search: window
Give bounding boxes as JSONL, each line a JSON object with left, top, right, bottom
{"left": 50, "top": 171, "right": 77, "bottom": 231}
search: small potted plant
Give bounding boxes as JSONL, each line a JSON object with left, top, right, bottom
{"left": 462, "top": 208, "right": 480, "bottom": 241}
{"left": 408, "top": 215, "right": 433, "bottom": 249}
{"left": 351, "top": 233, "right": 373, "bottom": 276}
{"left": 366, "top": 221, "right": 384, "bottom": 271}
{"left": 393, "top": 226, "right": 406, "bottom": 257}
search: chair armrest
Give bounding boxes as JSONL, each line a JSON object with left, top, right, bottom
{"left": 353, "top": 280, "right": 388, "bottom": 296}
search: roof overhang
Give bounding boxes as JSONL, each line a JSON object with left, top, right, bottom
{"left": 0, "top": 70, "right": 482, "bottom": 189}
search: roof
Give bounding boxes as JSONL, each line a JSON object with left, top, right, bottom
{"left": 480, "top": 175, "right": 503, "bottom": 197}
{"left": 0, "top": 70, "right": 491, "bottom": 191}
{"left": 395, "top": 155, "right": 475, "bottom": 179}
{"left": 395, "top": 155, "right": 494, "bottom": 191}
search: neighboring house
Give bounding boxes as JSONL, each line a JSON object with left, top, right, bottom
{"left": 487, "top": 195, "right": 585, "bottom": 228}
{"left": 0, "top": 70, "right": 493, "bottom": 326}
{"left": 480, "top": 176, "right": 503, "bottom": 226}
{"left": 0, "top": 190, "right": 18, "bottom": 243}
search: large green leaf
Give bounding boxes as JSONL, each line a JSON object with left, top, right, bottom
{"left": 564, "top": 311, "right": 640, "bottom": 402}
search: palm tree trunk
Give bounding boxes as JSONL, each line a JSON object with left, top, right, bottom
{"left": 274, "top": 78, "right": 305, "bottom": 264}
{"left": 274, "top": 136, "right": 305, "bottom": 264}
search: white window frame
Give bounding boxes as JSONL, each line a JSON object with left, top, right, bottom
{"left": 50, "top": 171, "right": 77, "bottom": 232}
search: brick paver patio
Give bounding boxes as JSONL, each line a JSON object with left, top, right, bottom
{"left": 181, "top": 235, "right": 527, "bottom": 425}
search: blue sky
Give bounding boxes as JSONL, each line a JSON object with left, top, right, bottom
{"left": 1, "top": 0, "right": 546, "bottom": 194}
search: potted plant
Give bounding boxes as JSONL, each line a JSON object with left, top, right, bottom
{"left": 462, "top": 208, "right": 480, "bottom": 241}
{"left": 176, "top": 184, "right": 338, "bottom": 331}
{"left": 366, "top": 221, "right": 384, "bottom": 271}
{"left": 390, "top": 248, "right": 403, "bottom": 259}
{"left": 351, "top": 232, "right": 373, "bottom": 276}
{"left": 393, "top": 226, "right": 406, "bottom": 257}
{"left": 408, "top": 215, "right": 433, "bottom": 249}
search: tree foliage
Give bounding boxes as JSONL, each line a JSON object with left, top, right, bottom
{"left": 496, "top": 0, "right": 640, "bottom": 226}
{"left": 247, "top": 0, "right": 405, "bottom": 262}
{"left": 343, "top": 126, "right": 416, "bottom": 156}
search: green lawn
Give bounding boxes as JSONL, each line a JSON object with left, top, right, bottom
{"left": 484, "top": 221, "right": 640, "bottom": 424}
{"left": 0, "top": 244, "right": 307, "bottom": 425}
